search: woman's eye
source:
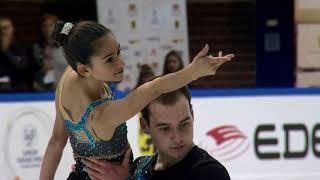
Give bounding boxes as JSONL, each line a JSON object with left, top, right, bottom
{"left": 105, "top": 58, "right": 113, "bottom": 63}
{"left": 117, "top": 48, "right": 122, "bottom": 56}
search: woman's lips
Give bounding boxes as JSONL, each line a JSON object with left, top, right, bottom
{"left": 115, "top": 70, "right": 124, "bottom": 74}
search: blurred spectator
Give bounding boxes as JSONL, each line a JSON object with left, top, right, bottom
{"left": 30, "top": 13, "right": 67, "bottom": 91}
{"left": 136, "top": 64, "right": 157, "bottom": 155}
{"left": 0, "top": 16, "right": 33, "bottom": 92}
{"left": 136, "top": 63, "right": 156, "bottom": 87}
{"left": 162, "top": 50, "right": 184, "bottom": 75}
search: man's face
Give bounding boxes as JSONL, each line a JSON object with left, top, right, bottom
{"left": 141, "top": 94, "right": 194, "bottom": 162}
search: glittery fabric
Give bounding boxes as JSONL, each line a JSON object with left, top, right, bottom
{"left": 64, "top": 95, "right": 129, "bottom": 180}
{"left": 64, "top": 95, "right": 128, "bottom": 159}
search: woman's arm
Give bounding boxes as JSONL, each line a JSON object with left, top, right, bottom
{"left": 93, "top": 45, "right": 234, "bottom": 131}
{"left": 39, "top": 98, "right": 68, "bottom": 180}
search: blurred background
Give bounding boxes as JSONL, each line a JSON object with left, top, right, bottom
{"left": 2, "top": 0, "right": 317, "bottom": 91}
{"left": 1, "top": 0, "right": 257, "bottom": 92}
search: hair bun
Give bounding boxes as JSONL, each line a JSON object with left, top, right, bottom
{"left": 51, "top": 20, "right": 69, "bottom": 47}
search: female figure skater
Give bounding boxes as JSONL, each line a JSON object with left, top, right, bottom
{"left": 39, "top": 20, "right": 234, "bottom": 180}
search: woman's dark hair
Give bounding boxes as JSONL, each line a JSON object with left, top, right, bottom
{"left": 51, "top": 20, "right": 112, "bottom": 73}
{"left": 162, "top": 50, "right": 184, "bottom": 75}
{"left": 136, "top": 64, "right": 155, "bottom": 88}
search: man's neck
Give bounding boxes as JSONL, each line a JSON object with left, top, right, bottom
{"left": 154, "top": 144, "right": 195, "bottom": 171}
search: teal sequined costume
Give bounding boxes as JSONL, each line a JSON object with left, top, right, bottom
{"left": 64, "top": 95, "right": 129, "bottom": 180}
{"left": 57, "top": 70, "right": 130, "bottom": 180}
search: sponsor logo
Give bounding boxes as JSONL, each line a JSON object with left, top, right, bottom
{"left": 199, "top": 125, "right": 249, "bottom": 162}
{"left": 24, "top": 124, "right": 37, "bottom": 147}
{"left": 3, "top": 107, "right": 51, "bottom": 178}
{"left": 254, "top": 123, "right": 320, "bottom": 159}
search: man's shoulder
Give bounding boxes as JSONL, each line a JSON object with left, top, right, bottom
{"left": 191, "top": 146, "right": 218, "bottom": 163}
{"left": 133, "top": 155, "right": 155, "bottom": 169}
{"left": 133, "top": 156, "right": 146, "bottom": 166}
{"left": 131, "top": 155, "right": 155, "bottom": 179}
{"left": 188, "top": 146, "right": 231, "bottom": 180}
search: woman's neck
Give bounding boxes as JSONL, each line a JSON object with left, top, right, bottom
{"left": 80, "top": 76, "right": 105, "bottom": 101}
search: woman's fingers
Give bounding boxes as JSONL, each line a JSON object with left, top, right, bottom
{"left": 224, "top": 54, "right": 235, "bottom": 59}
{"left": 205, "top": 53, "right": 235, "bottom": 71}
{"left": 83, "top": 167, "right": 103, "bottom": 180}
{"left": 194, "top": 44, "right": 209, "bottom": 60}
{"left": 122, "top": 147, "right": 132, "bottom": 168}
{"left": 84, "top": 158, "right": 115, "bottom": 169}
{"left": 207, "top": 56, "right": 230, "bottom": 63}
{"left": 207, "top": 54, "right": 235, "bottom": 64}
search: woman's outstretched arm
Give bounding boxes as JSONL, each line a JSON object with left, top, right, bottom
{"left": 94, "top": 45, "right": 234, "bottom": 130}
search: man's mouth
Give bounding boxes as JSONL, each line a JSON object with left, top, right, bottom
{"left": 171, "top": 144, "right": 185, "bottom": 150}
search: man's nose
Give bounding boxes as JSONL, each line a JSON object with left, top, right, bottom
{"left": 171, "top": 129, "right": 183, "bottom": 143}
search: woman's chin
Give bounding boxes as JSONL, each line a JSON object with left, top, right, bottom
{"left": 115, "top": 76, "right": 123, "bottom": 82}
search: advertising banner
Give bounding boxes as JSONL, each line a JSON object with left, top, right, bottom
{"left": 96, "top": 0, "right": 189, "bottom": 91}
{"left": 1, "top": 91, "right": 319, "bottom": 179}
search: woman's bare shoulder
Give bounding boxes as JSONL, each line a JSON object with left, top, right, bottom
{"left": 60, "top": 70, "right": 83, "bottom": 108}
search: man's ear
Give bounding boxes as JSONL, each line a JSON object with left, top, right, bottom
{"left": 140, "top": 116, "right": 150, "bottom": 134}
{"left": 77, "top": 64, "right": 91, "bottom": 77}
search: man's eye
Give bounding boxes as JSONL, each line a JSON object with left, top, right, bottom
{"left": 181, "top": 123, "right": 189, "bottom": 128}
{"left": 160, "top": 127, "right": 169, "bottom": 131}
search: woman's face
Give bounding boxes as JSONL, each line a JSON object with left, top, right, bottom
{"left": 0, "top": 19, "right": 14, "bottom": 41}
{"left": 41, "top": 19, "right": 56, "bottom": 39}
{"left": 166, "top": 55, "right": 181, "bottom": 73}
{"left": 89, "top": 33, "right": 125, "bottom": 82}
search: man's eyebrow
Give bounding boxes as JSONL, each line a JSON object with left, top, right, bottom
{"left": 155, "top": 123, "right": 170, "bottom": 127}
{"left": 180, "top": 116, "right": 191, "bottom": 123}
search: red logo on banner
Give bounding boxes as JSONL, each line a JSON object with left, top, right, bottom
{"left": 201, "top": 125, "right": 250, "bottom": 162}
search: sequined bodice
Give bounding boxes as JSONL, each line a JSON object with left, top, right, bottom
{"left": 64, "top": 96, "right": 128, "bottom": 159}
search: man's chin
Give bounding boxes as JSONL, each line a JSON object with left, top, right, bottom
{"left": 168, "top": 150, "right": 188, "bottom": 160}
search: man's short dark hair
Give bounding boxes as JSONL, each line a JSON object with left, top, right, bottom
{"left": 141, "top": 86, "right": 191, "bottom": 124}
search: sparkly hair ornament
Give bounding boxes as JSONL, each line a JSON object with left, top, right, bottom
{"left": 60, "top": 22, "right": 74, "bottom": 35}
